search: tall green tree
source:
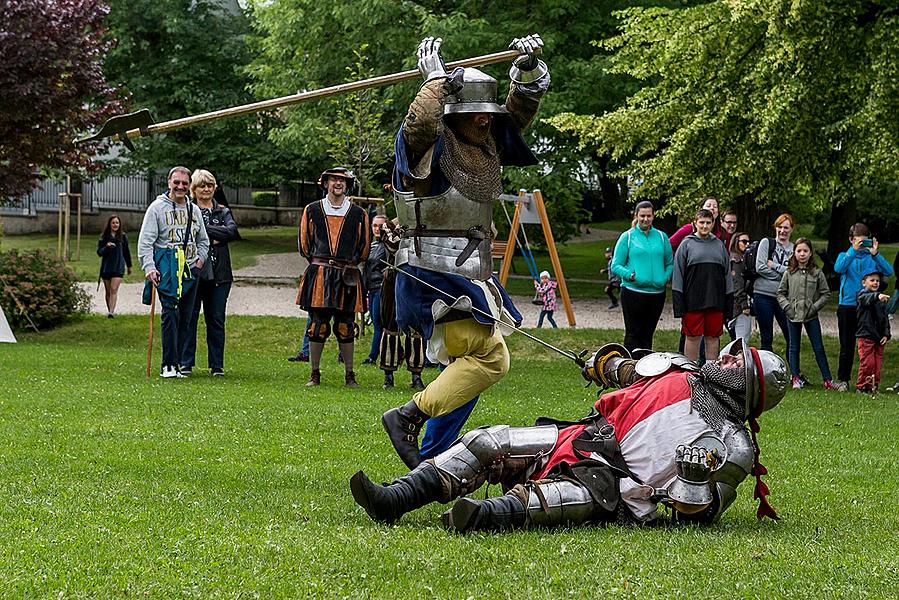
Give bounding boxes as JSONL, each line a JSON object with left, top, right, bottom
{"left": 551, "top": 1, "right": 899, "bottom": 249}
{"left": 248, "top": 1, "right": 697, "bottom": 237}
{"left": 103, "top": 0, "right": 293, "bottom": 185}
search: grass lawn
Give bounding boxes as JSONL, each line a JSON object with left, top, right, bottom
{"left": 2, "top": 316, "right": 898, "bottom": 597}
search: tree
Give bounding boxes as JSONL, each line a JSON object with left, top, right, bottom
{"left": 103, "top": 0, "right": 293, "bottom": 186}
{"left": 550, "top": 1, "right": 899, "bottom": 249}
{"left": 322, "top": 47, "right": 395, "bottom": 197}
{"left": 0, "top": 0, "right": 123, "bottom": 200}
{"left": 247, "top": 1, "right": 698, "bottom": 236}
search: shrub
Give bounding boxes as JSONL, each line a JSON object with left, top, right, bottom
{"left": 251, "top": 191, "right": 279, "bottom": 207}
{"left": 0, "top": 249, "right": 90, "bottom": 331}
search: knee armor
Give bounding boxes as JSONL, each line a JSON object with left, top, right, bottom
{"left": 520, "top": 479, "right": 604, "bottom": 527}
{"left": 431, "top": 425, "right": 558, "bottom": 497}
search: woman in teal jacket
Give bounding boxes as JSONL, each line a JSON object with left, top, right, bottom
{"left": 611, "top": 201, "right": 674, "bottom": 351}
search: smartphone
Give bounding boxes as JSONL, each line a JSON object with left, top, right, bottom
{"left": 860, "top": 239, "right": 874, "bottom": 248}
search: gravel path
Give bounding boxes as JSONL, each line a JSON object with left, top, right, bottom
{"left": 81, "top": 252, "right": 840, "bottom": 333}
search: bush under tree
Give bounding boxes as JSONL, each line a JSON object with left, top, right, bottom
{"left": 0, "top": 250, "right": 91, "bottom": 332}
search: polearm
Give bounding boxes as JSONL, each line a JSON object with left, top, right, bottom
{"left": 385, "top": 261, "right": 586, "bottom": 367}
{"left": 78, "top": 49, "right": 520, "bottom": 148}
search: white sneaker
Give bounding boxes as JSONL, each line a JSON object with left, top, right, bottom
{"left": 160, "top": 366, "right": 184, "bottom": 379}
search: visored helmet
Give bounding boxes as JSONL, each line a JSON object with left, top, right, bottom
{"left": 443, "top": 68, "right": 508, "bottom": 115}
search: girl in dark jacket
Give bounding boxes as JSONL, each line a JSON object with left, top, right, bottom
{"left": 181, "top": 170, "right": 239, "bottom": 376}
{"left": 96, "top": 214, "right": 132, "bottom": 318}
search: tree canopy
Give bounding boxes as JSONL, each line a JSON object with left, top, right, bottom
{"left": 0, "top": 0, "right": 123, "bottom": 199}
{"left": 550, "top": 0, "right": 899, "bottom": 227}
{"left": 103, "top": 0, "right": 294, "bottom": 185}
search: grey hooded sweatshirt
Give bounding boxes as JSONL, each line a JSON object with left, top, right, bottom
{"left": 137, "top": 193, "right": 209, "bottom": 273}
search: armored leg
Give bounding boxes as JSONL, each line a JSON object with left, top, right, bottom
{"left": 448, "top": 479, "right": 606, "bottom": 534}
{"left": 431, "top": 424, "right": 559, "bottom": 498}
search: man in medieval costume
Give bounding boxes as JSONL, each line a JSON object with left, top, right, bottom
{"left": 380, "top": 33, "right": 551, "bottom": 469}
{"left": 296, "top": 167, "right": 370, "bottom": 387}
{"left": 351, "top": 339, "right": 788, "bottom": 532}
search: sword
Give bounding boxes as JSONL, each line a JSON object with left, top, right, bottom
{"left": 384, "top": 260, "right": 586, "bottom": 367}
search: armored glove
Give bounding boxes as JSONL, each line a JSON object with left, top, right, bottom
{"left": 509, "top": 34, "right": 544, "bottom": 70}
{"left": 666, "top": 444, "right": 716, "bottom": 512}
{"left": 675, "top": 445, "right": 714, "bottom": 484}
{"left": 417, "top": 36, "right": 447, "bottom": 81}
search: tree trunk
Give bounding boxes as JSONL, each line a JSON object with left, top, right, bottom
{"left": 826, "top": 195, "right": 856, "bottom": 263}
{"left": 731, "top": 192, "right": 783, "bottom": 241}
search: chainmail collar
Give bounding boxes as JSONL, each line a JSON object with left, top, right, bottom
{"left": 689, "top": 362, "right": 747, "bottom": 432}
{"left": 439, "top": 124, "right": 502, "bottom": 204}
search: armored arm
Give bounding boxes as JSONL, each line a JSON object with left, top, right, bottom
{"left": 402, "top": 37, "right": 466, "bottom": 165}
{"left": 505, "top": 34, "right": 550, "bottom": 131}
{"left": 672, "top": 424, "right": 753, "bottom": 523}
{"left": 581, "top": 343, "right": 641, "bottom": 388}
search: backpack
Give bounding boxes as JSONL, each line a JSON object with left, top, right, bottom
{"left": 741, "top": 236, "right": 776, "bottom": 295}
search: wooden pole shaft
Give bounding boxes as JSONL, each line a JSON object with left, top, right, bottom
{"left": 115, "top": 49, "right": 520, "bottom": 142}
{"left": 146, "top": 284, "right": 156, "bottom": 378}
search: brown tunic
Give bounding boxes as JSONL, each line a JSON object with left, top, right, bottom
{"left": 295, "top": 200, "right": 370, "bottom": 313}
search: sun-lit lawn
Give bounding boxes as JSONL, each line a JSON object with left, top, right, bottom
{"left": 1, "top": 316, "right": 898, "bottom": 597}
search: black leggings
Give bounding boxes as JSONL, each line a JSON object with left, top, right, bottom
{"left": 620, "top": 287, "right": 666, "bottom": 352}
{"left": 837, "top": 305, "right": 857, "bottom": 383}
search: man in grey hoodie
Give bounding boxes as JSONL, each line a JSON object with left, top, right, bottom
{"left": 138, "top": 166, "right": 210, "bottom": 378}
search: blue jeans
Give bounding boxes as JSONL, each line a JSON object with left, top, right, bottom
{"left": 787, "top": 318, "right": 832, "bottom": 381}
{"left": 537, "top": 309, "right": 557, "bottom": 328}
{"left": 753, "top": 293, "right": 791, "bottom": 352}
{"left": 160, "top": 267, "right": 199, "bottom": 369}
{"left": 367, "top": 290, "right": 383, "bottom": 360}
{"left": 419, "top": 363, "right": 480, "bottom": 459}
{"left": 182, "top": 280, "right": 231, "bottom": 370}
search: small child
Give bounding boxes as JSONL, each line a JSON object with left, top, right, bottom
{"left": 534, "top": 270, "right": 558, "bottom": 328}
{"left": 776, "top": 238, "right": 836, "bottom": 390}
{"left": 856, "top": 271, "right": 891, "bottom": 393}
{"left": 600, "top": 247, "right": 621, "bottom": 309}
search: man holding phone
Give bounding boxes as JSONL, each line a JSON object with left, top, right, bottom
{"left": 833, "top": 223, "right": 893, "bottom": 391}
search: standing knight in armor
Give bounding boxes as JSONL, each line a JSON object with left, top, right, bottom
{"left": 351, "top": 339, "right": 789, "bottom": 532}
{"left": 381, "top": 34, "right": 551, "bottom": 469}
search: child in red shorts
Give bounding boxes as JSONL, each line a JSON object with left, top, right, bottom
{"left": 672, "top": 208, "right": 734, "bottom": 363}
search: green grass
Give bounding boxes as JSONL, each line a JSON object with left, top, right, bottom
{"left": 2, "top": 316, "right": 898, "bottom": 597}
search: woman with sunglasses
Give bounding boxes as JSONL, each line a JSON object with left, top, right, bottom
{"left": 728, "top": 232, "right": 753, "bottom": 340}
{"left": 181, "top": 169, "right": 239, "bottom": 377}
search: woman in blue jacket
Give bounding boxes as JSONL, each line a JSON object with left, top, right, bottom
{"left": 833, "top": 222, "right": 893, "bottom": 389}
{"left": 611, "top": 201, "right": 674, "bottom": 351}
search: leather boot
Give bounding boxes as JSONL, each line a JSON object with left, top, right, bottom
{"left": 410, "top": 373, "right": 425, "bottom": 391}
{"left": 305, "top": 368, "right": 321, "bottom": 387}
{"left": 350, "top": 462, "right": 444, "bottom": 524}
{"left": 443, "top": 495, "right": 526, "bottom": 534}
{"left": 382, "top": 372, "right": 394, "bottom": 389}
{"left": 345, "top": 371, "right": 358, "bottom": 388}
{"left": 381, "top": 399, "right": 428, "bottom": 470}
